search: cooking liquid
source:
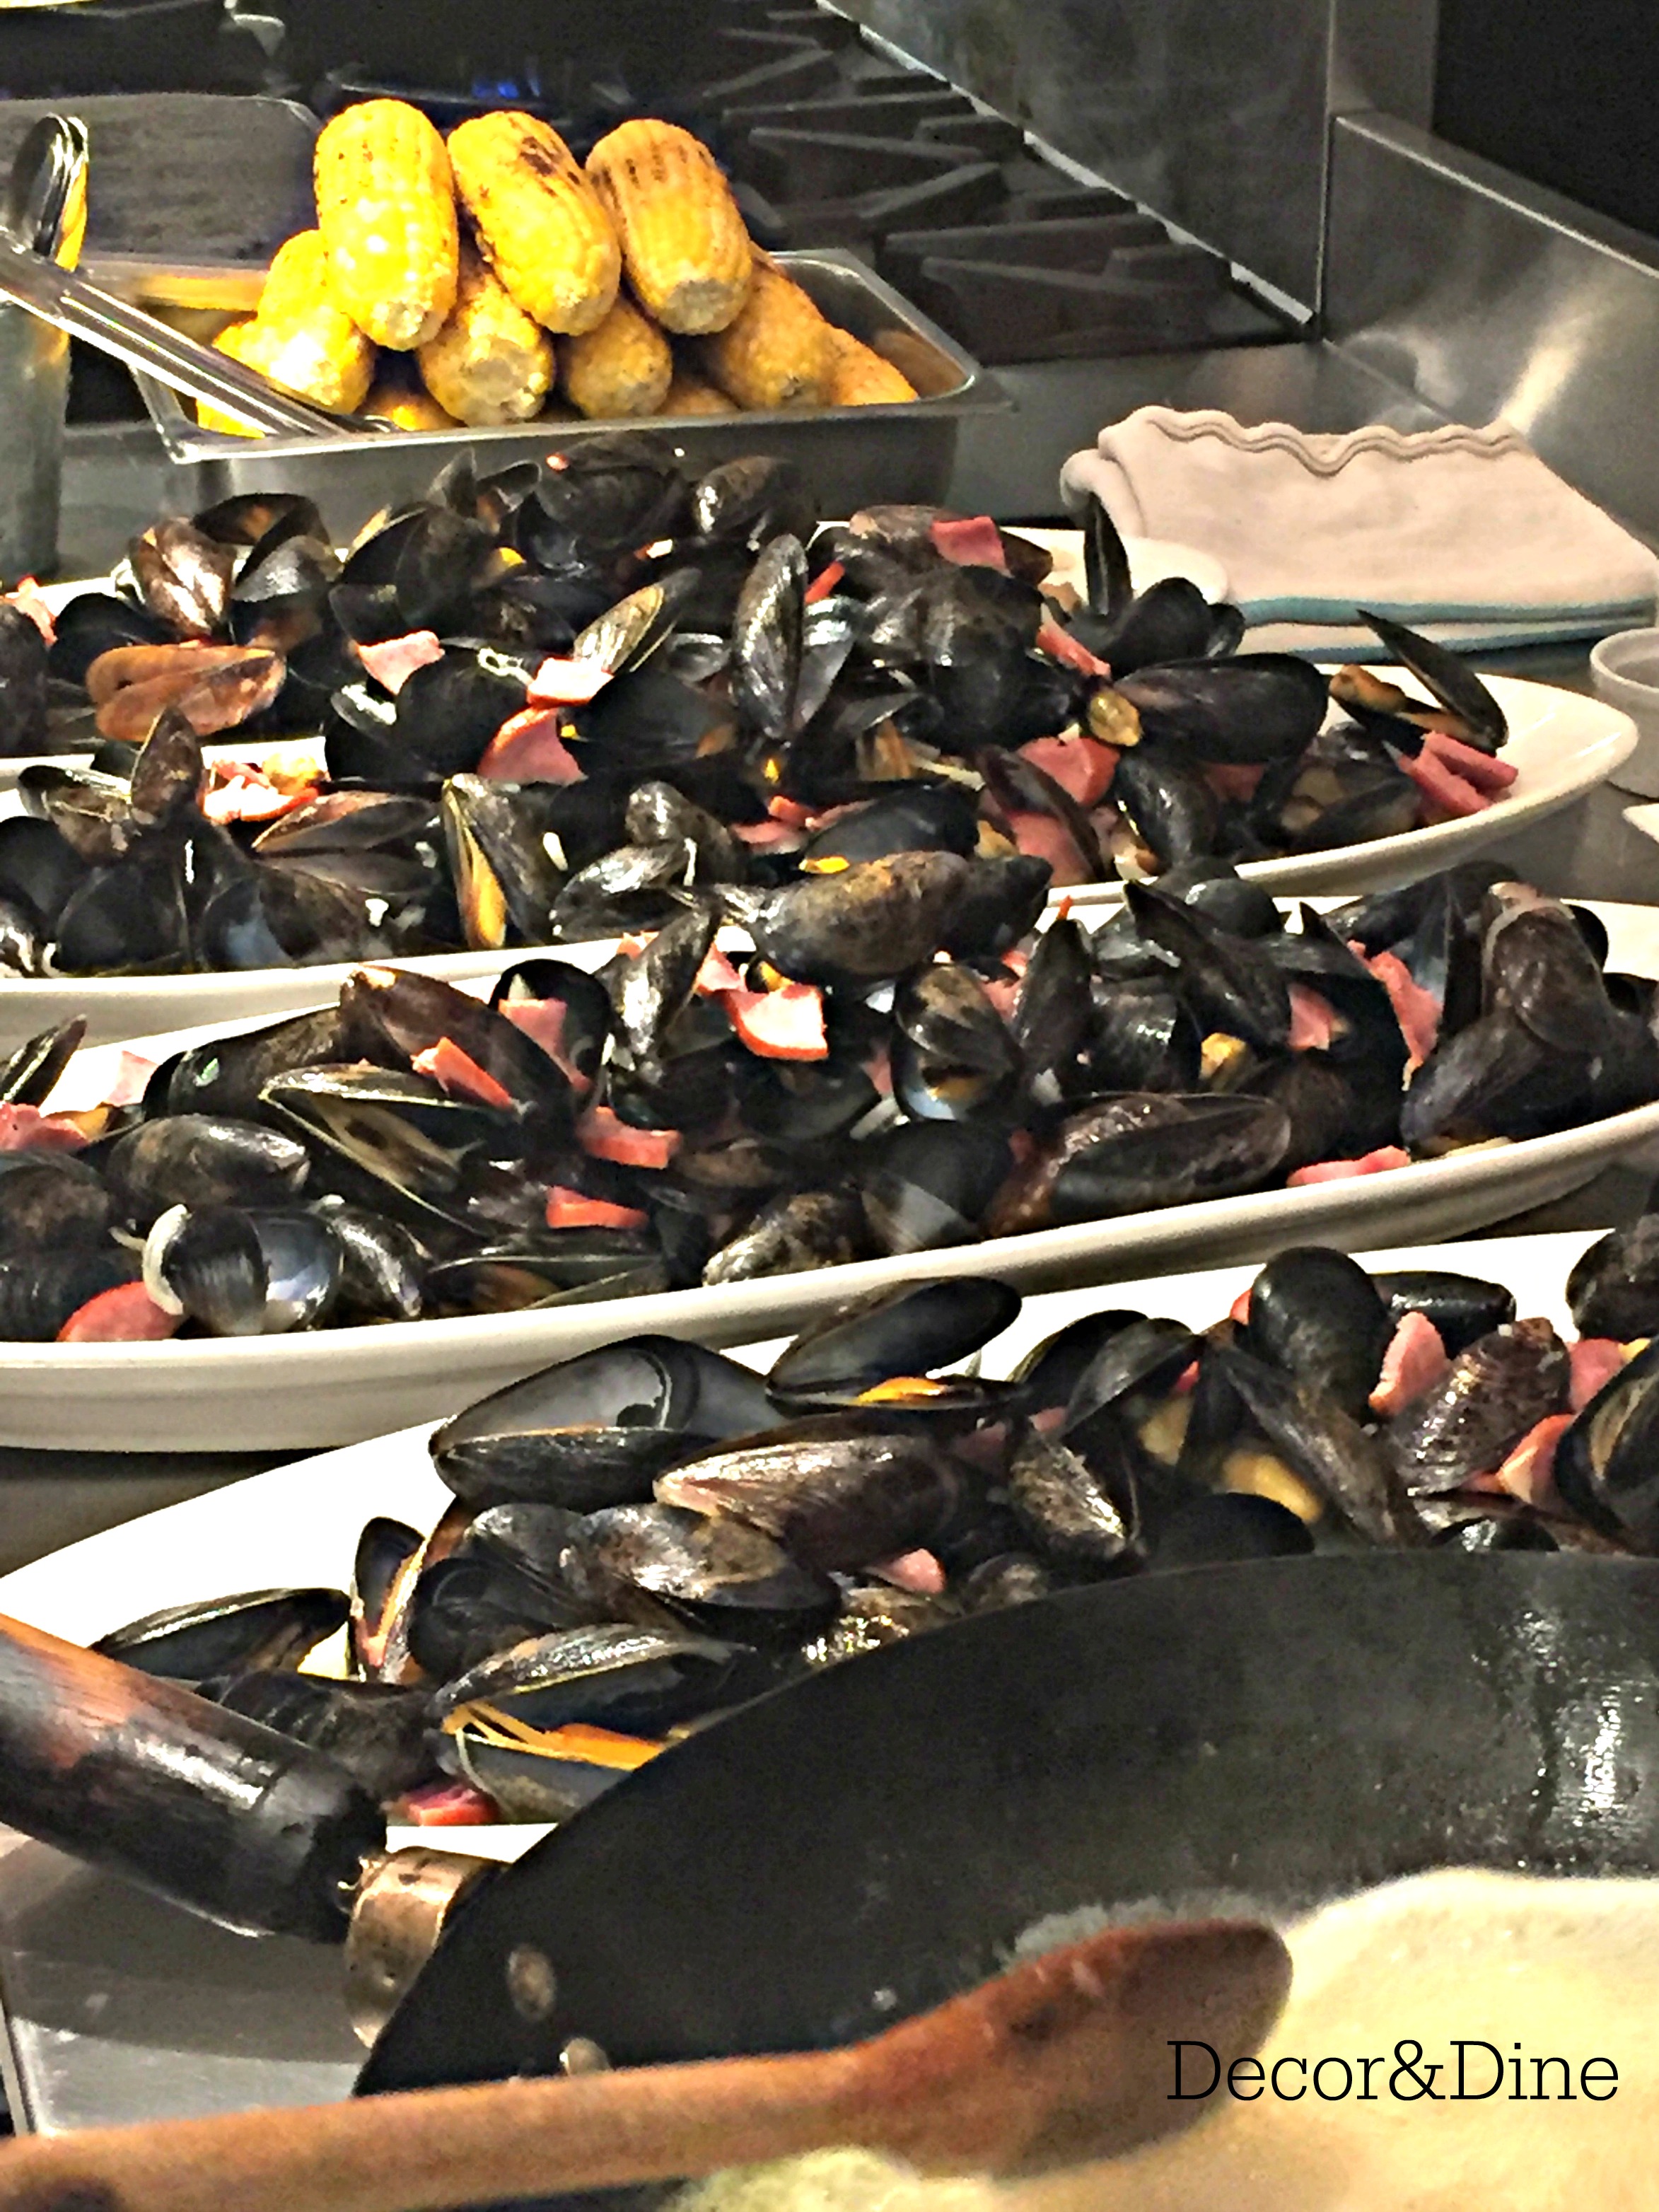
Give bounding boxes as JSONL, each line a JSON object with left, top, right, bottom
{"left": 673, "top": 1868, "right": 1658, "bottom": 2212}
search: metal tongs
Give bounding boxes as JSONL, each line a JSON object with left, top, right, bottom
{"left": 0, "top": 113, "right": 362, "bottom": 441}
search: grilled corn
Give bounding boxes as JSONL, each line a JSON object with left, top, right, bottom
{"left": 695, "top": 255, "right": 833, "bottom": 410}
{"left": 194, "top": 319, "right": 264, "bottom": 437}
{"left": 361, "top": 377, "right": 462, "bottom": 431}
{"left": 448, "top": 111, "right": 619, "bottom": 336}
{"left": 660, "top": 361, "right": 740, "bottom": 416}
{"left": 825, "top": 324, "right": 918, "bottom": 405}
{"left": 314, "top": 99, "right": 459, "bottom": 349}
{"left": 417, "top": 242, "right": 556, "bottom": 425}
{"left": 559, "top": 294, "right": 673, "bottom": 419}
{"left": 586, "top": 118, "right": 753, "bottom": 335}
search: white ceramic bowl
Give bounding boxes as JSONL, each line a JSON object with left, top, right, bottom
{"left": 1591, "top": 627, "right": 1659, "bottom": 798}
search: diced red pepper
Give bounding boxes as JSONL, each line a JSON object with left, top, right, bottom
{"left": 499, "top": 999, "right": 591, "bottom": 1093}
{"left": 1288, "top": 984, "right": 1339, "bottom": 1053}
{"left": 804, "top": 559, "right": 845, "bottom": 605}
{"left": 0, "top": 1105, "right": 88, "bottom": 1153}
{"left": 391, "top": 1780, "right": 501, "bottom": 1828}
{"left": 1421, "top": 728, "right": 1517, "bottom": 793}
{"left": 1203, "top": 761, "right": 1268, "bottom": 804}
{"left": 1570, "top": 1337, "right": 1628, "bottom": 1411}
{"left": 1354, "top": 945, "right": 1441, "bottom": 1071}
{"left": 929, "top": 515, "right": 1008, "bottom": 571}
{"left": 412, "top": 1038, "right": 517, "bottom": 1112}
{"left": 1491, "top": 1411, "right": 1574, "bottom": 1510}
{"left": 1369, "top": 1310, "right": 1450, "bottom": 1418}
{"left": 1230, "top": 1288, "right": 1252, "bottom": 1325}
{"left": 476, "top": 706, "right": 585, "bottom": 784}
{"left": 1400, "top": 747, "right": 1490, "bottom": 820}
{"left": 545, "top": 1186, "right": 648, "bottom": 1232}
{"left": 868, "top": 1549, "right": 947, "bottom": 1595}
{"left": 525, "top": 656, "right": 613, "bottom": 707}
{"left": 1006, "top": 809, "right": 1090, "bottom": 885}
{"left": 1286, "top": 1145, "right": 1411, "bottom": 1187}
{"left": 695, "top": 943, "right": 745, "bottom": 995}
{"left": 1035, "top": 620, "right": 1112, "bottom": 679}
{"left": 726, "top": 981, "right": 828, "bottom": 1061}
{"left": 356, "top": 629, "right": 444, "bottom": 694}
{"left": 578, "top": 1105, "right": 681, "bottom": 1170}
{"left": 57, "top": 1282, "right": 180, "bottom": 1342}
{"left": 1018, "top": 732, "right": 1117, "bottom": 808}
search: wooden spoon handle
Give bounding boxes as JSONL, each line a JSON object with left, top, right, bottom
{"left": 0, "top": 2051, "right": 866, "bottom": 2212}
{"left": 0, "top": 1918, "right": 1291, "bottom": 2212}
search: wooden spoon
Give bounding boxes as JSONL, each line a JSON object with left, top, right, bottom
{"left": 0, "top": 1916, "right": 1289, "bottom": 2212}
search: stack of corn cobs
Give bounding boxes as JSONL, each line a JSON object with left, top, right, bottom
{"left": 0, "top": 856, "right": 1654, "bottom": 1341}
{"left": 202, "top": 100, "right": 916, "bottom": 433}
{"left": 0, "top": 438, "right": 1518, "bottom": 968}
{"left": 83, "top": 1228, "right": 1659, "bottom": 1824}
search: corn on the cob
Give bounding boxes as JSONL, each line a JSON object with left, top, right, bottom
{"left": 253, "top": 230, "right": 342, "bottom": 325}
{"left": 314, "top": 99, "right": 459, "bottom": 349}
{"left": 694, "top": 256, "right": 833, "bottom": 410}
{"left": 586, "top": 119, "right": 753, "bottom": 335}
{"left": 448, "top": 112, "right": 619, "bottom": 336}
{"left": 416, "top": 243, "right": 556, "bottom": 425}
{"left": 361, "top": 377, "right": 462, "bottom": 431}
{"left": 559, "top": 295, "right": 673, "bottom": 419}
{"left": 194, "top": 319, "right": 264, "bottom": 438}
{"left": 825, "top": 324, "right": 918, "bottom": 405}
{"left": 660, "top": 361, "right": 739, "bottom": 417}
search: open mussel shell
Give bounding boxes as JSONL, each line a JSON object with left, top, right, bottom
{"left": 429, "top": 1623, "right": 741, "bottom": 1735}
{"left": 858, "top": 1122, "right": 1013, "bottom": 1258}
{"left": 0, "top": 1015, "right": 85, "bottom": 1107}
{"left": 1385, "top": 1317, "right": 1570, "bottom": 1498}
{"left": 1216, "top": 1346, "right": 1425, "bottom": 1547}
{"left": 767, "top": 1278, "right": 1020, "bottom": 1409}
{"left": 403, "top": 1549, "right": 590, "bottom": 1683}
{"left": 93, "top": 1587, "right": 348, "bottom": 1685}
{"left": 431, "top": 1337, "right": 778, "bottom": 1511}
{"left": 435, "top": 1713, "right": 653, "bottom": 1824}
{"left": 1008, "top": 1308, "right": 1148, "bottom": 1418}
{"left": 212, "top": 1672, "right": 435, "bottom": 1804}
{"left": 351, "top": 1515, "right": 423, "bottom": 1676}
{"left": 260, "top": 1066, "right": 504, "bottom": 1219}
{"left": 1061, "top": 1315, "right": 1200, "bottom": 1437}
{"left": 801, "top": 1583, "right": 958, "bottom": 1666}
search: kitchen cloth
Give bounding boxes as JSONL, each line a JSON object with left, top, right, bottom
{"left": 1059, "top": 407, "right": 1659, "bottom": 657}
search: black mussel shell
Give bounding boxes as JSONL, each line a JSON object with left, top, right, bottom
{"left": 351, "top": 1515, "right": 423, "bottom": 1675}
{"left": 1217, "top": 1346, "right": 1424, "bottom": 1546}
{"left": 767, "top": 1278, "right": 1020, "bottom": 1405}
{"left": 1044, "top": 1093, "right": 1291, "bottom": 1228}
{"left": 1113, "top": 655, "right": 1329, "bottom": 765}
{"left": 429, "top": 1622, "right": 740, "bottom": 1735}
{"left": 47, "top": 591, "right": 172, "bottom": 687}
{"left": 656, "top": 1417, "right": 962, "bottom": 1572}
{"left": 564, "top": 1501, "right": 837, "bottom": 1643}
{"left": 105, "top": 1114, "right": 309, "bottom": 1229}
{"left": 801, "top": 1584, "right": 957, "bottom": 1664}
{"left": 0, "top": 1015, "right": 84, "bottom": 1107}
{"left": 0, "top": 1153, "right": 110, "bottom": 1256}
{"left": 1385, "top": 1318, "right": 1570, "bottom": 1497}
{"left": 1554, "top": 1339, "right": 1659, "bottom": 1547}
{"left": 691, "top": 455, "right": 818, "bottom": 549}
{"left": 1008, "top": 1309, "right": 1147, "bottom": 1416}
{"left": 1566, "top": 1218, "right": 1659, "bottom": 1343}
{"left": 1244, "top": 1247, "right": 1392, "bottom": 1422}
{"left": 938, "top": 855, "right": 1052, "bottom": 960}
{"left": 93, "top": 1588, "right": 348, "bottom": 1684}
{"left": 213, "top": 1672, "right": 434, "bottom": 1803}
{"left": 0, "top": 1245, "right": 140, "bottom": 1341}
{"left": 431, "top": 1337, "right": 778, "bottom": 1510}
{"left": 1373, "top": 1268, "right": 1518, "bottom": 1358}
{"left": 800, "top": 783, "right": 979, "bottom": 869}
{"left": 1151, "top": 1491, "right": 1314, "bottom": 1567}
{"left": 702, "top": 1186, "right": 868, "bottom": 1286}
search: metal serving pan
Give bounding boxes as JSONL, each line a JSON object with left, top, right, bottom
{"left": 127, "top": 249, "right": 1006, "bottom": 537}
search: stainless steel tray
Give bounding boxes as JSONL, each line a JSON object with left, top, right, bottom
{"left": 130, "top": 250, "right": 1006, "bottom": 536}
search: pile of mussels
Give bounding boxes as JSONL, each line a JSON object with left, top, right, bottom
{"left": 3, "top": 860, "right": 1655, "bottom": 1339}
{"left": 88, "top": 1228, "right": 1659, "bottom": 1823}
{"left": 0, "top": 437, "right": 1514, "bottom": 977}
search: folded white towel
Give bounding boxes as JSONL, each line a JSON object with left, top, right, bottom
{"left": 1060, "top": 409, "right": 1659, "bottom": 653}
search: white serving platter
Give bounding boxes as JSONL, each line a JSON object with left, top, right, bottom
{"left": 8, "top": 895, "right": 1659, "bottom": 1456}
{"left": 0, "top": 1231, "right": 1617, "bottom": 2133}
{"left": 0, "top": 652, "right": 1634, "bottom": 1050}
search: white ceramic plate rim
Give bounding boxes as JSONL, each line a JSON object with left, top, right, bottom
{"left": 11, "top": 898, "right": 1659, "bottom": 1393}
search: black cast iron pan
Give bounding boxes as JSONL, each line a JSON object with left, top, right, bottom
{"left": 359, "top": 1552, "right": 1659, "bottom": 2094}
{"left": 0, "top": 1554, "right": 1655, "bottom": 2121}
